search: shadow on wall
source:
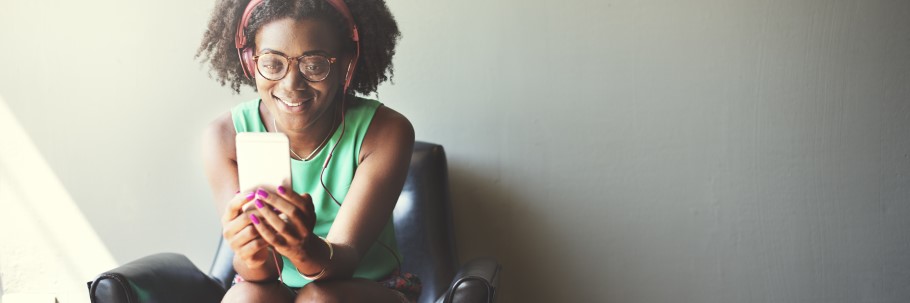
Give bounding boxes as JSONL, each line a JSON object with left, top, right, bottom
{"left": 447, "top": 161, "right": 576, "bottom": 303}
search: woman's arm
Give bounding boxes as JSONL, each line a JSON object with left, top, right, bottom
{"left": 321, "top": 106, "right": 415, "bottom": 277}
{"left": 201, "top": 112, "right": 280, "bottom": 282}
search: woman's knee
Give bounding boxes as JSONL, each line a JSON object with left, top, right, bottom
{"left": 295, "top": 281, "right": 342, "bottom": 303}
{"left": 222, "top": 281, "right": 294, "bottom": 303}
{"left": 295, "top": 279, "right": 407, "bottom": 303}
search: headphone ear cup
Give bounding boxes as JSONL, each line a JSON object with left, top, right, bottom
{"left": 240, "top": 47, "right": 256, "bottom": 79}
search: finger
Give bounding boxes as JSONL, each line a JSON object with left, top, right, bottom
{"left": 222, "top": 190, "right": 256, "bottom": 225}
{"left": 222, "top": 210, "right": 255, "bottom": 240}
{"left": 254, "top": 187, "right": 303, "bottom": 218}
{"left": 237, "top": 237, "right": 269, "bottom": 261}
{"left": 267, "top": 186, "right": 315, "bottom": 223}
{"left": 229, "top": 225, "right": 261, "bottom": 250}
{"left": 253, "top": 199, "right": 306, "bottom": 240}
{"left": 249, "top": 212, "right": 288, "bottom": 246}
{"left": 255, "top": 188, "right": 312, "bottom": 234}
{"left": 285, "top": 192, "right": 315, "bottom": 231}
{"left": 276, "top": 186, "right": 315, "bottom": 214}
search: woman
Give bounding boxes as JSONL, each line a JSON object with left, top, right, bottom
{"left": 196, "top": 0, "right": 419, "bottom": 302}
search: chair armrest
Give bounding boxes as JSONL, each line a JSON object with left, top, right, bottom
{"left": 436, "top": 258, "right": 502, "bottom": 303}
{"left": 87, "top": 252, "right": 225, "bottom": 303}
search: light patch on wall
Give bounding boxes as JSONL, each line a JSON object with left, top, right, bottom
{"left": 0, "top": 95, "right": 117, "bottom": 303}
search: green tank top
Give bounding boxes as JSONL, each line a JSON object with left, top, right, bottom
{"left": 230, "top": 97, "right": 401, "bottom": 288}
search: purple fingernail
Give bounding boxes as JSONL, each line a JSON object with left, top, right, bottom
{"left": 249, "top": 213, "right": 260, "bottom": 225}
{"left": 278, "top": 186, "right": 286, "bottom": 194}
{"left": 255, "top": 199, "right": 264, "bottom": 209}
{"left": 245, "top": 192, "right": 255, "bottom": 200}
{"left": 235, "top": 190, "right": 240, "bottom": 194}
{"left": 256, "top": 189, "right": 269, "bottom": 199}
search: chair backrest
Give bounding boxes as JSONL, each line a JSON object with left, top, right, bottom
{"left": 393, "top": 142, "right": 459, "bottom": 303}
{"left": 209, "top": 141, "right": 459, "bottom": 303}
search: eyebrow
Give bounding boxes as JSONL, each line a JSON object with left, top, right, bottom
{"left": 259, "top": 48, "right": 332, "bottom": 57}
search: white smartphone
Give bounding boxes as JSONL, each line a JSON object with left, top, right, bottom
{"left": 236, "top": 132, "right": 292, "bottom": 213}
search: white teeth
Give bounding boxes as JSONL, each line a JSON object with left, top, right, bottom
{"left": 278, "top": 98, "right": 302, "bottom": 107}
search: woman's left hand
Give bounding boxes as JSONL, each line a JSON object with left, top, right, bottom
{"left": 248, "top": 185, "right": 319, "bottom": 262}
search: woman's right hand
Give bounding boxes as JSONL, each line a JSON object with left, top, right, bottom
{"left": 222, "top": 191, "right": 271, "bottom": 269}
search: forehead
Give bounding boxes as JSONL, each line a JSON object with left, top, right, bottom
{"left": 254, "top": 17, "right": 340, "bottom": 55}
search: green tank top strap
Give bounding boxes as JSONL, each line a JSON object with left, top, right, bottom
{"left": 230, "top": 97, "right": 401, "bottom": 288}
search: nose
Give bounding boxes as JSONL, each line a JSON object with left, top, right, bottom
{"left": 278, "top": 62, "right": 309, "bottom": 91}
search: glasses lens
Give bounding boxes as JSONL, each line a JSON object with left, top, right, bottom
{"left": 299, "top": 56, "right": 332, "bottom": 81}
{"left": 256, "top": 54, "right": 288, "bottom": 80}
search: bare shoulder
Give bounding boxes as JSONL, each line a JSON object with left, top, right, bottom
{"left": 360, "top": 105, "right": 415, "bottom": 163}
{"left": 202, "top": 111, "right": 240, "bottom": 215}
{"left": 202, "top": 111, "right": 238, "bottom": 162}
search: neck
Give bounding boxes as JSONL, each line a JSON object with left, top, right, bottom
{"left": 268, "top": 102, "right": 341, "bottom": 159}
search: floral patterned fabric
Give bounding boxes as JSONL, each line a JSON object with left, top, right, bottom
{"left": 378, "top": 268, "right": 423, "bottom": 303}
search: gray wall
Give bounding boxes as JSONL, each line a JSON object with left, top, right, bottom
{"left": 1, "top": 0, "right": 908, "bottom": 302}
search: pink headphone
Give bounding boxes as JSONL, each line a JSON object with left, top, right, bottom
{"left": 234, "top": 0, "right": 361, "bottom": 93}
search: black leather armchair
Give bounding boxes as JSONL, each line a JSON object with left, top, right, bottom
{"left": 88, "top": 142, "right": 501, "bottom": 303}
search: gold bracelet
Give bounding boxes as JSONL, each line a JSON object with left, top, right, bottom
{"left": 299, "top": 236, "right": 333, "bottom": 281}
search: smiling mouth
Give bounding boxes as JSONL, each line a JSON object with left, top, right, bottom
{"left": 274, "top": 95, "right": 307, "bottom": 107}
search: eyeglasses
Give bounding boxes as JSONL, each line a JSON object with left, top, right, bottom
{"left": 253, "top": 53, "right": 337, "bottom": 82}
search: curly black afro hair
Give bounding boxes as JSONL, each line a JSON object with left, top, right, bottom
{"left": 196, "top": 0, "right": 401, "bottom": 95}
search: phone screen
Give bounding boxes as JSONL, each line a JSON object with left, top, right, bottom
{"left": 236, "top": 132, "right": 292, "bottom": 209}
